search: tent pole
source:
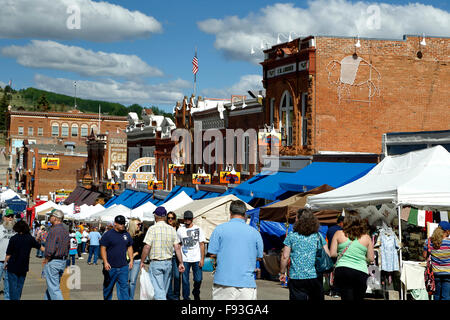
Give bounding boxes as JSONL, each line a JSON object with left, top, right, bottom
{"left": 397, "top": 204, "right": 404, "bottom": 300}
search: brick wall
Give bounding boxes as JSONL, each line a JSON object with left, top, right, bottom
{"left": 313, "top": 35, "right": 450, "bottom": 153}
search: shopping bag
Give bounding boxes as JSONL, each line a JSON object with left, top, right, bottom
{"left": 139, "top": 270, "right": 154, "bottom": 300}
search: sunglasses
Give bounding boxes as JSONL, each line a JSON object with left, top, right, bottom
{"left": 167, "top": 217, "right": 175, "bottom": 220}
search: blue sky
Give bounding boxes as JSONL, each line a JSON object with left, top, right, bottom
{"left": 0, "top": 0, "right": 448, "bottom": 112}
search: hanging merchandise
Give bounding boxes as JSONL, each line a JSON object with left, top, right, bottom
{"left": 367, "top": 265, "right": 382, "bottom": 291}
{"left": 376, "top": 224, "right": 400, "bottom": 272}
{"left": 440, "top": 211, "right": 449, "bottom": 223}
{"left": 423, "top": 211, "right": 433, "bottom": 230}
{"left": 408, "top": 208, "right": 418, "bottom": 226}
{"left": 432, "top": 211, "right": 441, "bottom": 223}
{"left": 417, "top": 210, "right": 426, "bottom": 227}
{"left": 401, "top": 206, "right": 411, "bottom": 221}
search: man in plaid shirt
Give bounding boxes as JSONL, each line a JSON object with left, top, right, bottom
{"left": 42, "top": 209, "right": 70, "bottom": 300}
{"left": 140, "top": 207, "right": 185, "bottom": 300}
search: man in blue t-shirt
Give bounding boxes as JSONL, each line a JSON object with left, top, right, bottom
{"left": 100, "top": 215, "right": 133, "bottom": 300}
{"left": 208, "top": 200, "right": 263, "bottom": 300}
{"left": 87, "top": 227, "right": 102, "bottom": 265}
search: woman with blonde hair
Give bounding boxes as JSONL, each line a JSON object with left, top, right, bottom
{"left": 330, "top": 210, "right": 374, "bottom": 301}
{"left": 127, "top": 218, "right": 145, "bottom": 300}
{"left": 423, "top": 221, "right": 450, "bottom": 300}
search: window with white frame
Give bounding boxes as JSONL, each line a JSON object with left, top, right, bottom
{"left": 51, "top": 124, "right": 59, "bottom": 136}
{"left": 279, "top": 91, "right": 294, "bottom": 146}
{"left": 81, "top": 124, "right": 88, "bottom": 137}
{"left": 91, "top": 125, "right": 98, "bottom": 135}
{"left": 18, "top": 126, "right": 24, "bottom": 135}
{"left": 28, "top": 127, "right": 34, "bottom": 136}
{"left": 61, "top": 123, "right": 69, "bottom": 137}
{"left": 38, "top": 127, "right": 44, "bottom": 136}
{"left": 71, "top": 124, "right": 78, "bottom": 137}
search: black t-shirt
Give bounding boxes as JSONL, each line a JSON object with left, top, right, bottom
{"left": 6, "top": 233, "right": 41, "bottom": 276}
{"left": 131, "top": 233, "right": 145, "bottom": 261}
{"left": 99, "top": 229, "right": 133, "bottom": 268}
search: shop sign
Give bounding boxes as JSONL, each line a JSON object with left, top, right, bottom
{"left": 219, "top": 171, "right": 241, "bottom": 184}
{"left": 169, "top": 164, "right": 185, "bottom": 174}
{"left": 41, "top": 157, "right": 60, "bottom": 170}
{"left": 258, "top": 131, "right": 281, "bottom": 147}
{"left": 148, "top": 180, "right": 164, "bottom": 190}
{"left": 267, "top": 63, "right": 297, "bottom": 79}
{"left": 192, "top": 173, "right": 211, "bottom": 185}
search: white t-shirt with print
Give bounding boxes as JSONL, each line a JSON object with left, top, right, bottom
{"left": 0, "top": 225, "right": 16, "bottom": 261}
{"left": 82, "top": 230, "right": 89, "bottom": 242}
{"left": 177, "top": 224, "right": 206, "bottom": 263}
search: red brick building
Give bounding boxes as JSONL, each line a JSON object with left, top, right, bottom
{"left": 262, "top": 35, "right": 450, "bottom": 156}
{"left": 6, "top": 108, "right": 128, "bottom": 190}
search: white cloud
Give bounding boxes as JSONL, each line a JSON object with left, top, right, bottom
{"left": 201, "top": 74, "right": 264, "bottom": 98}
{"left": 34, "top": 74, "right": 191, "bottom": 106}
{"left": 2, "top": 40, "right": 163, "bottom": 78}
{"left": 0, "top": 0, "right": 162, "bottom": 41}
{"left": 198, "top": 0, "right": 450, "bottom": 63}
{"left": 0, "top": 81, "right": 5, "bottom": 88}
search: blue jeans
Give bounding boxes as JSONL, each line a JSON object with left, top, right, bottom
{"left": 128, "top": 260, "right": 141, "bottom": 300}
{"left": 81, "top": 242, "right": 87, "bottom": 253}
{"left": 434, "top": 275, "right": 450, "bottom": 301}
{"left": 36, "top": 242, "right": 45, "bottom": 258}
{"left": 182, "top": 261, "right": 203, "bottom": 300}
{"left": 66, "top": 254, "right": 76, "bottom": 267}
{"left": 167, "top": 256, "right": 181, "bottom": 300}
{"left": 87, "top": 245, "right": 99, "bottom": 264}
{"left": 149, "top": 259, "right": 172, "bottom": 300}
{"left": 7, "top": 272, "right": 26, "bottom": 300}
{"left": 0, "top": 262, "right": 10, "bottom": 300}
{"left": 103, "top": 265, "right": 130, "bottom": 300}
{"left": 44, "top": 259, "right": 67, "bottom": 300}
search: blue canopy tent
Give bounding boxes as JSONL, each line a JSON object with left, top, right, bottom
{"left": 232, "top": 170, "right": 296, "bottom": 201}
{"left": 5, "top": 196, "right": 27, "bottom": 214}
{"left": 279, "top": 162, "right": 376, "bottom": 192}
{"left": 103, "top": 189, "right": 135, "bottom": 208}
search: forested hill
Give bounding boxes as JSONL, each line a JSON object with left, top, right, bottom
{"left": 4, "top": 87, "right": 173, "bottom": 119}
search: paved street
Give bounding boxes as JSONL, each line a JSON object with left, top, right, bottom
{"left": 3, "top": 253, "right": 298, "bottom": 300}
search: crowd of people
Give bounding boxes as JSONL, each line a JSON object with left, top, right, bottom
{"left": 0, "top": 201, "right": 449, "bottom": 301}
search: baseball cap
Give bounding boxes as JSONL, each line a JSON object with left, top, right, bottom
{"left": 114, "top": 215, "right": 126, "bottom": 225}
{"left": 183, "top": 210, "right": 194, "bottom": 220}
{"left": 439, "top": 221, "right": 450, "bottom": 231}
{"left": 50, "top": 209, "right": 64, "bottom": 220}
{"left": 4, "top": 208, "right": 14, "bottom": 217}
{"left": 153, "top": 206, "right": 167, "bottom": 217}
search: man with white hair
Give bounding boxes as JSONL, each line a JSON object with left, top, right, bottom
{"left": 42, "top": 209, "right": 70, "bottom": 300}
{"left": 0, "top": 209, "right": 16, "bottom": 300}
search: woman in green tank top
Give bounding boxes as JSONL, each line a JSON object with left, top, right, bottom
{"left": 329, "top": 211, "right": 374, "bottom": 301}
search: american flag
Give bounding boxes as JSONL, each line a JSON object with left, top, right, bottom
{"left": 192, "top": 55, "right": 198, "bottom": 75}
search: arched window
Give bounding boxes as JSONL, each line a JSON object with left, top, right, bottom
{"left": 51, "top": 123, "right": 59, "bottom": 137}
{"left": 81, "top": 124, "right": 88, "bottom": 137}
{"left": 279, "top": 91, "right": 294, "bottom": 146}
{"left": 71, "top": 124, "right": 78, "bottom": 137}
{"left": 61, "top": 123, "right": 69, "bottom": 137}
{"left": 90, "top": 125, "right": 98, "bottom": 135}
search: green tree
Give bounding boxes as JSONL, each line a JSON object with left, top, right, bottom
{"left": 36, "top": 93, "right": 50, "bottom": 112}
{"left": 0, "top": 93, "right": 8, "bottom": 137}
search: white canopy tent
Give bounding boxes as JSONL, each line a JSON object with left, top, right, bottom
{"left": 306, "top": 145, "right": 450, "bottom": 299}
{"left": 162, "top": 191, "right": 193, "bottom": 213}
{"left": 173, "top": 194, "right": 254, "bottom": 241}
{"left": 86, "top": 204, "right": 132, "bottom": 224}
{"left": 35, "top": 201, "right": 60, "bottom": 218}
{"left": 307, "top": 145, "right": 450, "bottom": 210}
{"left": 0, "top": 189, "right": 20, "bottom": 202}
{"left": 131, "top": 201, "right": 157, "bottom": 222}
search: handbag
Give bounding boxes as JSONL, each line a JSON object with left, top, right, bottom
{"left": 315, "top": 233, "right": 334, "bottom": 274}
{"left": 330, "top": 240, "right": 352, "bottom": 286}
{"left": 424, "top": 238, "right": 435, "bottom": 295}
